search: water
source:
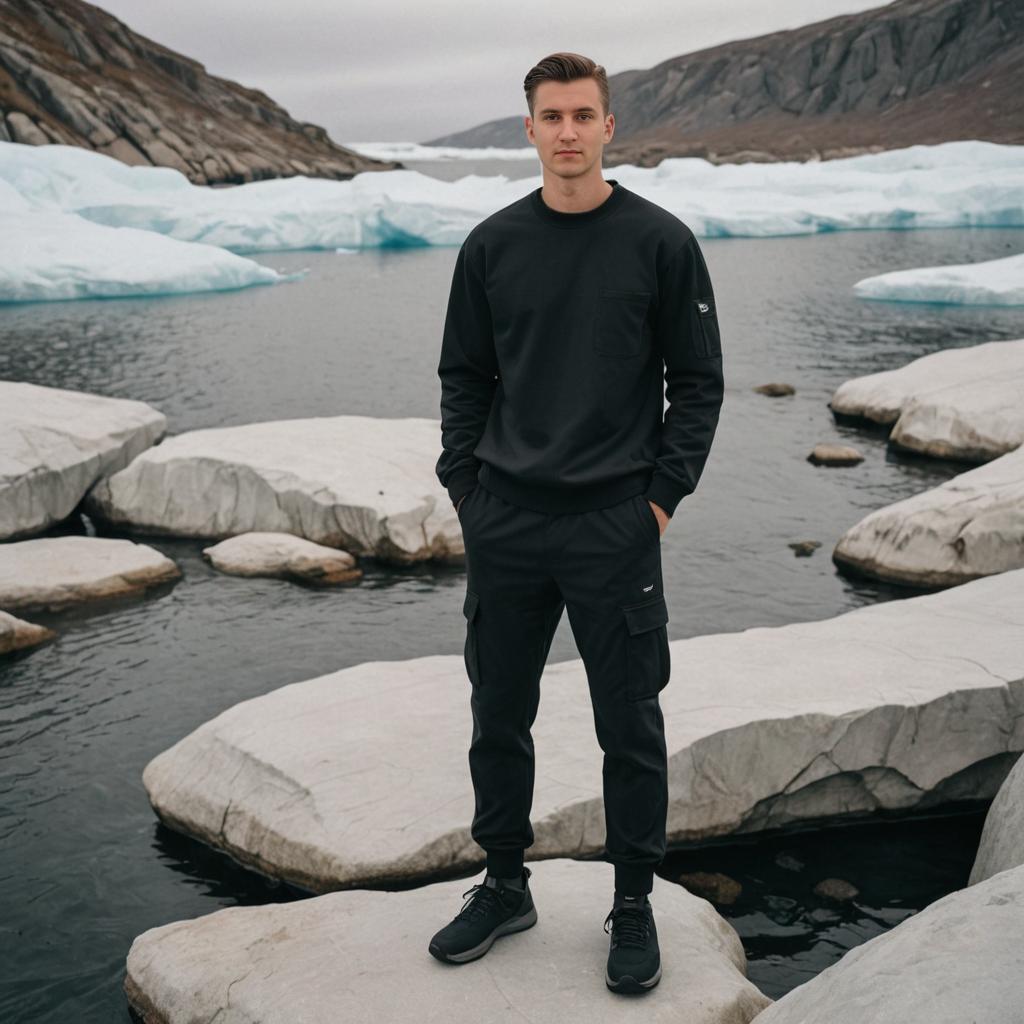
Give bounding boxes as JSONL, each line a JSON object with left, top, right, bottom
{"left": 2, "top": 155, "right": 1023, "bottom": 1021}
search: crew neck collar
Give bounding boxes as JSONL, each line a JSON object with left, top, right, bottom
{"left": 530, "top": 179, "right": 626, "bottom": 227}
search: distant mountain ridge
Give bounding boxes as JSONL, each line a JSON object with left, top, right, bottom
{"left": 425, "top": 0, "right": 1023, "bottom": 164}
{"left": 0, "top": 0, "right": 398, "bottom": 183}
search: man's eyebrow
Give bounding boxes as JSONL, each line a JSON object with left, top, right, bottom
{"left": 537, "top": 106, "right": 599, "bottom": 114}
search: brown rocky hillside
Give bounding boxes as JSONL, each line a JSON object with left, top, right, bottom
{"left": 0, "top": 0, "right": 399, "bottom": 183}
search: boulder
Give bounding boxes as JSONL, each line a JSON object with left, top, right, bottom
{"left": 833, "top": 444, "right": 1024, "bottom": 586}
{"left": 85, "top": 416, "right": 464, "bottom": 565}
{"left": 0, "top": 535, "right": 180, "bottom": 612}
{"left": 124, "top": 857, "right": 771, "bottom": 1024}
{"left": 0, "top": 609, "right": 56, "bottom": 655}
{"left": 0, "top": 380, "right": 165, "bottom": 540}
{"left": 202, "top": 532, "right": 362, "bottom": 584}
{"left": 141, "top": 568, "right": 1024, "bottom": 892}
{"left": 829, "top": 338, "right": 1024, "bottom": 461}
{"left": 968, "top": 751, "right": 1024, "bottom": 885}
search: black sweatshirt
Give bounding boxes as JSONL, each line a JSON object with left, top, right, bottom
{"left": 435, "top": 178, "right": 724, "bottom": 517}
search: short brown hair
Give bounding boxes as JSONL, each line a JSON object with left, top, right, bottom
{"left": 524, "top": 53, "right": 610, "bottom": 119}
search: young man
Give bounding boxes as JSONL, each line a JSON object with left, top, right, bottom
{"left": 428, "top": 52, "right": 724, "bottom": 993}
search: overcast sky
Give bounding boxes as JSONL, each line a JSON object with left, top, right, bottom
{"left": 92, "top": 1, "right": 888, "bottom": 144}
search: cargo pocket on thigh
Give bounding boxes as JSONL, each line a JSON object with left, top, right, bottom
{"left": 622, "top": 595, "right": 670, "bottom": 701}
{"left": 463, "top": 589, "right": 482, "bottom": 688}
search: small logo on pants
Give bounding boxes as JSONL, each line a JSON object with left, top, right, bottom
{"left": 642, "top": 583, "right": 653, "bottom": 592}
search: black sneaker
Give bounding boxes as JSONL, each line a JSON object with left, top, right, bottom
{"left": 428, "top": 866, "right": 537, "bottom": 963}
{"left": 604, "top": 892, "right": 661, "bottom": 992}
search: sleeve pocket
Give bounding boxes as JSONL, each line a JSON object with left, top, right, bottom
{"left": 692, "top": 296, "right": 721, "bottom": 359}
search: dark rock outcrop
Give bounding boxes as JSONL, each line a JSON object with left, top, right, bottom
{"left": 0, "top": 0, "right": 400, "bottom": 183}
{"left": 426, "top": 0, "right": 1024, "bottom": 164}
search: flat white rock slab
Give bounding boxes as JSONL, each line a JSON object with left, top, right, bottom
{"left": 749, "top": 863, "right": 1024, "bottom": 1024}
{"left": 0, "top": 380, "right": 166, "bottom": 540}
{"left": 0, "top": 535, "right": 180, "bottom": 612}
{"left": 85, "top": 416, "right": 463, "bottom": 565}
{"left": 0, "top": 609, "right": 55, "bottom": 655}
{"left": 142, "top": 569, "right": 1024, "bottom": 892}
{"left": 969, "top": 751, "right": 1024, "bottom": 885}
{"left": 833, "top": 445, "right": 1024, "bottom": 586}
{"left": 202, "top": 532, "right": 361, "bottom": 583}
{"left": 829, "top": 338, "right": 1024, "bottom": 461}
{"left": 853, "top": 252, "right": 1024, "bottom": 306}
{"left": 124, "top": 857, "right": 771, "bottom": 1024}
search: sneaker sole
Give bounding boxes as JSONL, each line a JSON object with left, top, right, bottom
{"left": 428, "top": 903, "right": 538, "bottom": 964}
{"left": 605, "top": 959, "right": 662, "bottom": 993}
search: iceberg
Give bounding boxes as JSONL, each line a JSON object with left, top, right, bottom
{"left": 0, "top": 209, "right": 289, "bottom": 303}
{"left": 852, "top": 252, "right": 1024, "bottom": 306}
{"left": 1, "top": 138, "right": 1022, "bottom": 302}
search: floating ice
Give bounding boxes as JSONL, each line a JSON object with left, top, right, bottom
{"left": 1, "top": 138, "right": 1022, "bottom": 303}
{"left": 853, "top": 252, "right": 1024, "bottom": 306}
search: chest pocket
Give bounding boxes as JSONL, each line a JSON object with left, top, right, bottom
{"left": 593, "top": 288, "right": 651, "bottom": 358}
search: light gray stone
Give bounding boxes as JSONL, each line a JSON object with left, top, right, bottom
{"left": 124, "top": 857, "right": 771, "bottom": 1024}
{"left": 0, "top": 380, "right": 166, "bottom": 541}
{"left": 833, "top": 444, "right": 1024, "bottom": 586}
{"left": 807, "top": 443, "right": 863, "bottom": 465}
{"left": 85, "top": 416, "right": 464, "bottom": 565}
{"left": 748, "top": 863, "right": 1024, "bottom": 1024}
{"left": 830, "top": 338, "right": 1024, "bottom": 461}
{"left": 0, "top": 535, "right": 180, "bottom": 612}
{"left": 969, "top": 751, "right": 1024, "bottom": 885}
{"left": 202, "top": 531, "right": 361, "bottom": 584}
{"left": 0, "top": 609, "right": 56, "bottom": 655}
{"left": 141, "top": 568, "right": 1024, "bottom": 892}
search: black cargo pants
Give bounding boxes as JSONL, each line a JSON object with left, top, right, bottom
{"left": 457, "top": 482, "right": 670, "bottom": 897}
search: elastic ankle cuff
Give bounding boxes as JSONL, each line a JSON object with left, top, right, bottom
{"left": 486, "top": 849, "right": 525, "bottom": 878}
{"left": 614, "top": 864, "right": 654, "bottom": 897}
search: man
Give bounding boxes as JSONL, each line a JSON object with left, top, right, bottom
{"left": 428, "top": 52, "right": 724, "bottom": 994}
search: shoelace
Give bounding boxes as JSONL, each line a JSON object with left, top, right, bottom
{"left": 603, "top": 904, "right": 651, "bottom": 948}
{"left": 457, "top": 882, "right": 507, "bottom": 923}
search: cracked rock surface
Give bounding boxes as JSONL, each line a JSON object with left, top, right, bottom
{"left": 84, "top": 415, "right": 465, "bottom": 566}
{"left": 0, "top": 380, "right": 166, "bottom": 541}
{"left": 141, "top": 568, "right": 1024, "bottom": 893}
{"left": 124, "top": 857, "right": 771, "bottom": 1024}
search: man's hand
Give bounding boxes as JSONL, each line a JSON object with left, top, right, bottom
{"left": 648, "top": 499, "right": 669, "bottom": 537}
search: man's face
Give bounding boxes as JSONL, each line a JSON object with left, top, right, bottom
{"left": 525, "top": 78, "right": 613, "bottom": 180}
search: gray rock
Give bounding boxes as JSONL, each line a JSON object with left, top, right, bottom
{"left": 0, "top": 380, "right": 166, "bottom": 541}
{"left": 0, "top": 609, "right": 56, "bottom": 656}
{"left": 969, "top": 751, "right": 1024, "bottom": 885}
{"left": 124, "top": 857, "right": 771, "bottom": 1024}
{"left": 833, "top": 445, "right": 1024, "bottom": 586}
{"left": 85, "top": 416, "right": 464, "bottom": 565}
{"left": 830, "top": 339, "right": 1024, "bottom": 461}
{"left": 202, "top": 532, "right": 362, "bottom": 584}
{"left": 0, "top": 535, "right": 180, "bottom": 612}
{"left": 141, "top": 567, "right": 1024, "bottom": 892}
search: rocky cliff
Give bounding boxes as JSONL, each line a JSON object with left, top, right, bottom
{"left": 426, "top": 0, "right": 1024, "bottom": 164}
{"left": 0, "top": 0, "right": 399, "bottom": 183}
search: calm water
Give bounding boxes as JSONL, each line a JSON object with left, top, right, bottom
{"left": 2, "top": 155, "right": 1023, "bottom": 1020}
